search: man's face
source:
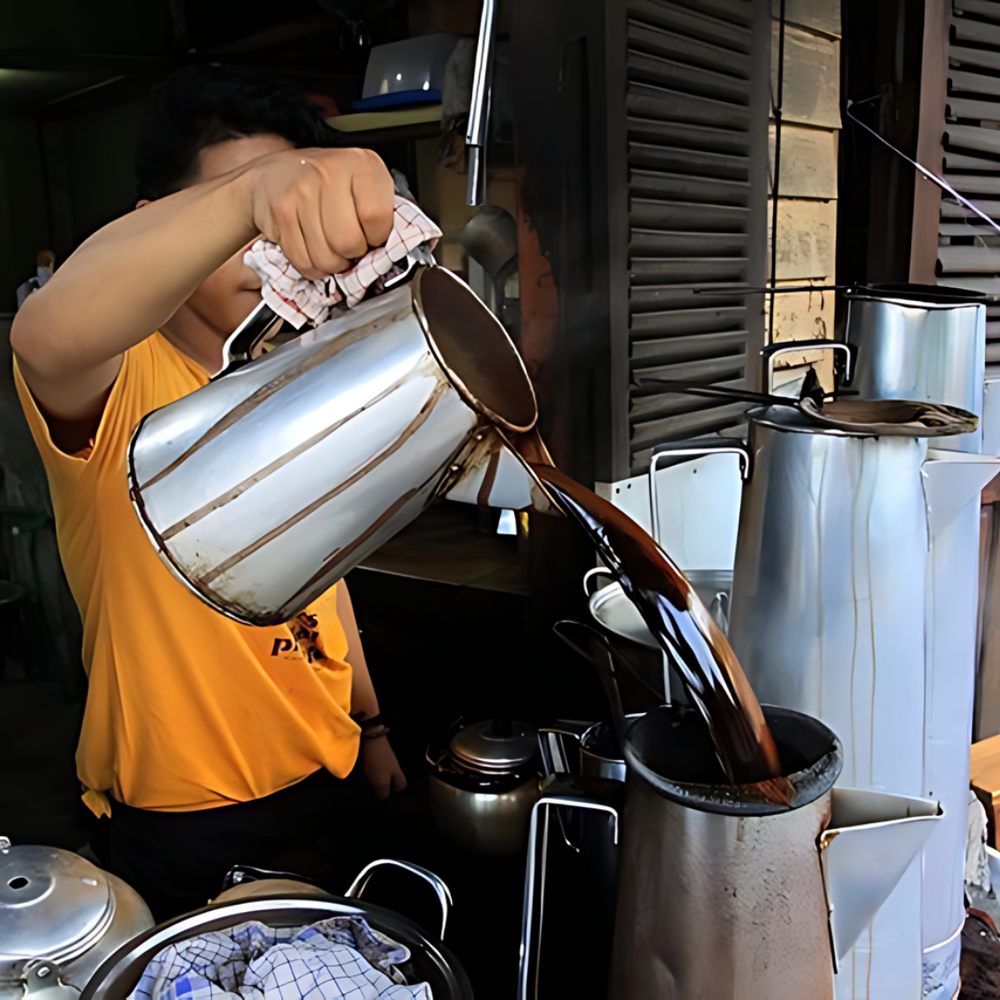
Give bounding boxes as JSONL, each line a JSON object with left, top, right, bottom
{"left": 174, "top": 133, "right": 294, "bottom": 338}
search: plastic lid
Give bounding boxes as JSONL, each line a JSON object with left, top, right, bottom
{"left": 0, "top": 845, "right": 112, "bottom": 965}
{"left": 450, "top": 719, "right": 538, "bottom": 771}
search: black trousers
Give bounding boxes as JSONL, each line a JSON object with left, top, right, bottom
{"left": 90, "top": 765, "right": 368, "bottom": 922}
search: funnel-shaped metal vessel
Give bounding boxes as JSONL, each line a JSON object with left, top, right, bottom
{"left": 519, "top": 706, "right": 941, "bottom": 1000}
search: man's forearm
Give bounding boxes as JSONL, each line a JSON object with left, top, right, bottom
{"left": 13, "top": 168, "right": 257, "bottom": 381}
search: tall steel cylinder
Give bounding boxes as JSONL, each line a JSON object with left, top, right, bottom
{"left": 727, "top": 406, "right": 930, "bottom": 998}
{"left": 844, "top": 284, "right": 990, "bottom": 998}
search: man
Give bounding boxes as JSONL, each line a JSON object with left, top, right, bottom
{"left": 11, "top": 65, "right": 407, "bottom": 918}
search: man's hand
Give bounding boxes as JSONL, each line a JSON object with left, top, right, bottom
{"left": 360, "top": 736, "right": 407, "bottom": 800}
{"left": 12, "top": 141, "right": 395, "bottom": 428}
{"left": 247, "top": 147, "right": 394, "bottom": 280}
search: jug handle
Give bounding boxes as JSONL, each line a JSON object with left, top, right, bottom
{"left": 518, "top": 774, "right": 623, "bottom": 1000}
{"left": 649, "top": 442, "right": 751, "bottom": 547}
{"left": 216, "top": 300, "right": 285, "bottom": 378}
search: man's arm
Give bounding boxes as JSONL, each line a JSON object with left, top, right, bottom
{"left": 11, "top": 146, "right": 393, "bottom": 422}
{"left": 338, "top": 580, "right": 407, "bottom": 799}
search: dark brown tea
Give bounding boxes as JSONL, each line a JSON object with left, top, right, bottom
{"left": 530, "top": 463, "right": 784, "bottom": 789}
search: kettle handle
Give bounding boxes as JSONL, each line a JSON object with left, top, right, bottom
{"left": 345, "top": 858, "right": 453, "bottom": 941}
{"left": 518, "top": 775, "right": 623, "bottom": 1000}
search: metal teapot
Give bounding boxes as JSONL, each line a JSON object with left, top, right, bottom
{"left": 0, "top": 839, "right": 153, "bottom": 1000}
{"left": 128, "top": 265, "right": 544, "bottom": 626}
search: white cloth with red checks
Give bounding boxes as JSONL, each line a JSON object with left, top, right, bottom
{"left": 244, "top": 197, "right": 442, "bottom": 328}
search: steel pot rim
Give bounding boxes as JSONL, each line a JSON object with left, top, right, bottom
{"left": 624, "top": 704, "right": 843, "bottom": 816}
{"left": 80, "top": 886, "right": 473, "bottom": 1000}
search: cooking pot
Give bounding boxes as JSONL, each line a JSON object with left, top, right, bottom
{"left": 427, "top": 718, "right": 540, "bottom": 857}
{"left": 0, "top": 838, "right": 153, "bottom": 1000}
{"left": 81, "top": 859, "right": 471, "bottom": 1000}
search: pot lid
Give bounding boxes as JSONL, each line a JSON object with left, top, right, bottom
{"left": 0, "top": 843, "right": 114, "bottom": 967}
{"left": 449, "top": 719, "right": 537, "bottom": 770}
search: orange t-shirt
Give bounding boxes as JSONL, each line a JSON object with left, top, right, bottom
{"left": 14, "top": 333, "right": 360, "bottom": 818}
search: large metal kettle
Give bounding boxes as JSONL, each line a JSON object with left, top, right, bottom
{"left": 0, "top": 838, "right": 153, "bottom": 1000}
{"left": 127, "top": 265, "right": 544, "bottom": 626}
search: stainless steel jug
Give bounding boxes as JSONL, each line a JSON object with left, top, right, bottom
{"left": 128, "top": 266, "right": 540, "bottom": 626}
{"left": 518, "top": 706, "right": 941, "bottom": 1000}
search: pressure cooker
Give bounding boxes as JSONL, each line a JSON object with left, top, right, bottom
{"left": 427, "top": 718, "right": 540, "bottom": 857}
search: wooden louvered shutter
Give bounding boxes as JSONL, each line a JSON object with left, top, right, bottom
{"left": 618, "top": 0, "right": 769, "bottom": 476}
{"left": 940, "top": 0, "right": 1000, "bottom": 362}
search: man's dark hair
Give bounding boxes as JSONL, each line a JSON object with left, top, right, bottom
{"left": 136, "top": 64, "right": 340, "bottom": 201}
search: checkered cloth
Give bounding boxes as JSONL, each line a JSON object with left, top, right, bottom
{"left": 245, "top": 197, "right": 442, "bottom": 328}
{"left": 129, "top": 917, "right": 431, "bottom": 1000}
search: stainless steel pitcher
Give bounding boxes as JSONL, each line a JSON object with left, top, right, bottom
{"left": 128, "top": 266, "right": 541, "bottom": 626}
{"left": 518, "top": 705, "right": 941, "bottom": 1000}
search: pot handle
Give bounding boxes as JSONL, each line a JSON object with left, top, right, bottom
{"left": 761, "top": 339, "right": 853, "bottom": 394}
{"left": 537, "top": 724, "right": 591, "bottom": 776}
{"left": 582, "top": 566, "right": 614, "bottom": 598}
{"left": 345, "top": 858, "right": 453, "bottom": 941}
{"left": 518, "top": 775, "right": 624, "bottom": 1000}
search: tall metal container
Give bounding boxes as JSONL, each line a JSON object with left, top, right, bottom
{"left": 845, "top": 284, "right": 986, "bottom": 453}
{"left": 727, "top": 404, "right": 998, "bottom": 998}
{"left": 845, "top": 284, "right": 991, "bottom": 998}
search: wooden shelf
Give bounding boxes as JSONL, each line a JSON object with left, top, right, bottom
{"left": 359, "top": 501, "right": 529, "bottom": 597}
{"left": 326, "top": 104, "right": 441, "bottom": 142}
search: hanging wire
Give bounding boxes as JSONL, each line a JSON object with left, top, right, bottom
{"left": 845, "top": 95, "right": 1000, "bottom": 239}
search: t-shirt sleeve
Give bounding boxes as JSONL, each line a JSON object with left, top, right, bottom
{"left": 13, "top": 338, "right": 160, "bottom": 487}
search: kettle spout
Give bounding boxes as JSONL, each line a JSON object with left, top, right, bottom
{"left": 818, "top": 787, "right": 942, "bottom": 965}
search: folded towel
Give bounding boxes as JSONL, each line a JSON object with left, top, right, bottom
{"left": 244, "top": 196, "right": 442, "bottom": 329}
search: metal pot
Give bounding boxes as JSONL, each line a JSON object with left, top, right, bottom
{"left": 127, "top": 265, "right": 542, "bottom": 626}
{"left": 538, "top": 719, "right": 628, "bottom": 783}
{"left": 0, "top": 838, "right": 153, "bottom": 1000}
{"left": 81, "top": 859, "right": 470, "bottom": 1000}
{"left": 427, "top": 718, "right": 540, "bottom": 857}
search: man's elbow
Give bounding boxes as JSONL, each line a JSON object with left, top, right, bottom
{"left": 11, "top": 304, "right": 61, "bottom": 379}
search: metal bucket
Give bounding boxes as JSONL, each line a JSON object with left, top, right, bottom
{"left": 127, "top": 267, "right": 538, "bottom": 626}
